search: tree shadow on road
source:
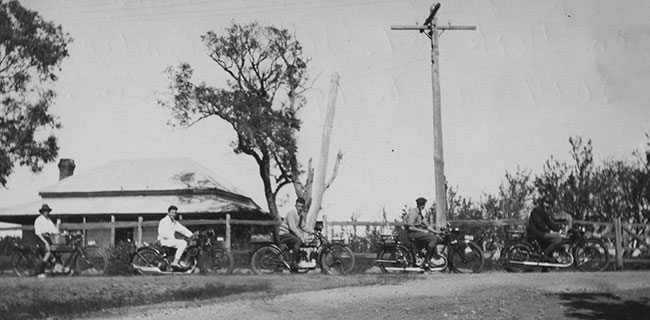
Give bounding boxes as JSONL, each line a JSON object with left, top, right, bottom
{"left": 557, "top": 291, "right": 650, "bottom": 319}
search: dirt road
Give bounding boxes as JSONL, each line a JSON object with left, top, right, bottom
{"left": 87, "top": 271, "right": 650, "bottom": 320}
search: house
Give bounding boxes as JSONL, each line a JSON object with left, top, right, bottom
{"left": 0, "top": 158, "right": 270, "bottom": 247}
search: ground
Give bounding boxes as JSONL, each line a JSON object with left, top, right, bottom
{"left": 3, "top": 269, "right": 647, "bottom": 320}
{"left": 86, "top": 270, "right": 650, "bottom": 320}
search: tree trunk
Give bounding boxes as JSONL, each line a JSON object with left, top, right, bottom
{"left": 305, "top": 73, "right": 339, "bottom": 231}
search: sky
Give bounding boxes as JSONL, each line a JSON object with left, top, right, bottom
{"left": 1, "top": 0, "right": 650, "bottom": 223}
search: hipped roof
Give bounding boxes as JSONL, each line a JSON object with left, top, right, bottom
{"left": 0, "top": 158, "right": 266, "bottom": 223}
{"left": 40, "top": 157, "right": 246, "bottom": 195}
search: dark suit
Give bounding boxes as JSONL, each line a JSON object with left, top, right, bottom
{"left": 527, "top": 205, "right": 562, "bottom": 257}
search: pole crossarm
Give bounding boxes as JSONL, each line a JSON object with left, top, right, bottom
{"left": 391, "top": 25, "right": 477, "bottom": 31}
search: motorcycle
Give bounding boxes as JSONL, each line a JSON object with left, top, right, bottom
{"left": 249, "top": 226, "right": 356, "bottom": 275}
{"left": 501, "top": 225, "right": 610, "bottom": 272}
{"left": 375, "top": 225, "right": 484, "bottom": 273}
{"left": 130, "top": 229, "right": 234, "bottom": 275}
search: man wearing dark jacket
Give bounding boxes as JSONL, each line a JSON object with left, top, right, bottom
{"left": 527, "top": 196, "right": 563, "bottom": 264}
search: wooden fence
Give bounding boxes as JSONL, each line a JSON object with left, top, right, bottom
{"left": 2, "top": 215, "right": 649, "bottom": 270}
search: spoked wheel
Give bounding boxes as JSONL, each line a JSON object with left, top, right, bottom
{"left": 376, "top": 245, "right": 414, "bottom": 274}
{"left": 11, "top": 250, "right": 41, "bottom": 277}
{"left": 574, "top": 239, "right": 610, "bottom": 272}
{"left": 502, "top": 243, "right": 537, "bottom": 273}
{"left": 200, "top": 247, "right": 235, "bottom": 275}
{"left": 250, "top": 246, "right": 286, "bottom": 275}
{"left": 130, "top": 247, "right": 167, "bottom": 274}
{"left": 450, "top": 242, "right": 485, "bottom": 274}
{"left": 320, "top": 244, "right": 356, "bottom": 275}
{"left": 74, "top": 247, "right": 108, "bottom": 276}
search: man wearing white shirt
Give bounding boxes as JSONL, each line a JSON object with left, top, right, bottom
{"left": 158, "top": 205, "right": 193, "bottom": 269}
{"left": 34, "top": 204, "right": 59, "bottom": 276}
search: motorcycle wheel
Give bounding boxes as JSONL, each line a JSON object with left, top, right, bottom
{"left": 502, "top": 242, "right": 537, "bottom": 273}
{"left": 74, "top": 247, "right": 108, "bottom": 276}
{"left": 200, "top": 247, "right": 235, "bottom": 275}
{"left": 320, "top": 244, "right": 356, "bottom": 275}
{"left": 250, "top": 246, "right": 285, "bottom": 275}
{"left": 130, "top": 247, "right": 167, "bottom": 274}
{"left": 376, "top": 245, "right": 414, "bottom": 274}
{"left": 574, "top": 239, "right": 610, "bottom": 272}
{"left": 450, "top": 242, "right": 484, "bottom": 274}
{"left": 180, "top": 256, "right": 198, "bottom": 273}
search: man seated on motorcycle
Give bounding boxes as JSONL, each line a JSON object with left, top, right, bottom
{"left": 405, "top": 197, "right": 444, "bottom": 267}
{"left": 158, "top": 205, "right": 194, "bottom": 270}
{"left": 34, "top": 204, "right": 59, "bottom": 278}
{"left": 278, "top": 197, "right": 313, "bottom": 269}
{"left": 527, "top": 194, "right": 563, "bottom": 270}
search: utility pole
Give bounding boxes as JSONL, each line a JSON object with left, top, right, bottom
{"left": 392, "top": 3, "right": 476, "bottom": 228}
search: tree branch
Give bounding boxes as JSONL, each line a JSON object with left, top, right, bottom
{"left": 324, "top": 150, "right": 343, "bottom": 190}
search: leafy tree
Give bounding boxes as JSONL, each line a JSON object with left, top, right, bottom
{"left": 0, "top": 0, "right": 72, "bottom": 186}
{"left": 161, "top": 21, "right": 339, "bottom": 219}
{"left": 481, "top": 167, "right": 535, "bottom": 220}
{"left": 447, "top": 185, "right": 481, "bottom": 220}
{"left": 534, "top": 137, "right": 596, "bottom": 219}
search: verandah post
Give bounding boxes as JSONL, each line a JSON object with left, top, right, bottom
{"left": 137, "top": 216, "right": 143, "bottom": 248}
{"left": 110, "top": 215, "right": 116, "bottom": 247}
{"left": 226, "top": 214, "right": 231, "bottom": 251}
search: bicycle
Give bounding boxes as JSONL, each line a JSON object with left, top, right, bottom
{"left": 11, "top": 231, "right": 108, "bottom": 277}
{"left": 249, "top": 227, "right": 356, "bottom": 275}
{"left": 130, "top": 229, "right": 234, "bottom": 275}
{"left": 376, "top": 225, "right": 484, "bottom": 274}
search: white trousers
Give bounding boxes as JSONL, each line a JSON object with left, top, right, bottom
{"left": 160, "top": 238, "right": 187, "bottom": 263}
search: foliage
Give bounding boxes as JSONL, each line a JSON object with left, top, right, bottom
{"left": 534, "top": 136, "right": 650, "bottom": 224}
{"left": 344, "top": 226, "right": 385, "bottom": 254}
{"left": 160, "top": 21, "right": 311, "bottom": 219}
{"left": 447, "top": 185, "right": 481, "bottom": 220}
{"left": 104, "top": 240, "right": 136, "bottom": 275}
{"left": 0, "top": 235, "right": 19, "bottom": 255}
{"left": 481, "top": 167, "right": 535, "bottom": 220}
{"left": 0, "top": 0, "right": 73, "bottom": 186}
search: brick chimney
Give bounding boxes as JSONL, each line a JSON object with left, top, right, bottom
{"left": 58, "top": 159, "right": 76, "bottom": 180}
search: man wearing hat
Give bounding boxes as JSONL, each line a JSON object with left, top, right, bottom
{"left": 34, "top": 204, "right": 60, "bottom": 276}
{"left": 404, "top": 197, "right": 443, "bottom": 268}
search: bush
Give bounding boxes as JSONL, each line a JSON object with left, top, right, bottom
{"left": 0, "top": 236, "right": 19, "bottom": 255}
{"left": 105, "top": 241, "right": 136, "bottom": 275}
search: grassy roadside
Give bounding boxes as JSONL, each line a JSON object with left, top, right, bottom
{"left": 0, "top": 273, "right": 415, "bottom": 320}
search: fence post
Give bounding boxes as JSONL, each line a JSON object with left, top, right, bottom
{"left": 614, "top": 217, "right": 624, "bottom": 270}
{"left": 110, "top": 215, "right": 116, "bottom": 247}
{"left": 225, "top": 214, "right": 231, "bottom": 251}
{"left": 137, "top": 216, "right": 143, "bottom": 248}
{"left": 323, "top": 215, "right": 329, "bottom": 240}
{"left": 82, "top": 217, "right": 87, "bottom": 245}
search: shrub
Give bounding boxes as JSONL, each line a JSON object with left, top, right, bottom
{"left": 105, "top": 240, "right": 136, "bottom": 275}
{"left": 0, "top": 236, "right": 19, "bottom": 255}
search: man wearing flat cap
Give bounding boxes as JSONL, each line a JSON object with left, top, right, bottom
{"left": 34, "top": 204, "right": 59, "bottom": 276}
{"left": 405, "top": 197, "right": 443, "bottom": 268}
